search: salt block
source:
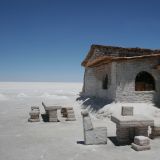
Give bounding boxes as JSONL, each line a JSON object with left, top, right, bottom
{"left": 121, "top": 106, "right": 133, "bottom": 116}
{"left": 134, "top": 136, "right": 150, "bottom": 146}
{"left": 131, "top": 143, "right": 151, "bottom": 151}
{"left": 67, "top": 110, "right": 74, "bottom": 114}
{"left": 85, "top": 127, "right": 107, "bottom": 145}
{"left": 49, "top": 118, "right": 58, "bottom": 122}
{"left": 135, "top": 127, "right": 148, "bottom": 137}
{"left": 82, "top": 110, "right": 107, "bottom": 145}
{"left": 62, "top": 107, "right": 76, "bottom": 121}
{"left": 94, "top": 127, "right": 107, "bottom": 144}
{"left": 85, "top": 130, "right": 96, "bottom": 145}
{"left": 83, "top": 116, "right": 93, "bottom": 131}
{"left": 29, "top": 110, "right": 40, "bottom": 116}
{"left": 67, "top": 114, "right": 75, "bottom": 118}
{"left": 49, "top": 111, "right": 57, "bottom": 116}
{"left": 67, "top": 115, "right": 76, "bottom": 119}
{"left": 150, "top": 125, "right": 160, "bottom": 138}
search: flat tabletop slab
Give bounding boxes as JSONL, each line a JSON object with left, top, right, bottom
{"left": 45, "top": 106, "right": 62, "bottom": 111}
{"left": 111, "top": 114, "right": 154, "bottom": 127}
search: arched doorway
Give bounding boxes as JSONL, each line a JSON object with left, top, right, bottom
{"left": 135, "top": 71, "right": 155, "bottom": 91}
{"left": 102, "top": 74, "right": 108, "bottom": 89}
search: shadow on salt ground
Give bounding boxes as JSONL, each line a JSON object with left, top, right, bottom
{"left": 108, "top": 137, "right": 120, "bottom": 146}
{"left": 77, "top": 141, "right": 85, "bottom": 145}
{"left": 108, "top": 137, "right": 133, "bottom": 146}
{"left": 41, "top": 114, "right": 62, "bottom": 122}
{"left": 76, "top": 138, "right": 129, "bottom": 146}
{"left": 76, "top": 95, "right": 113, "bottom": 112}
{"left": 41, "top": 114, "right": 49, "bottom": 122}
{"left": 76, "top": 137, "right": 125, "bottom": 146}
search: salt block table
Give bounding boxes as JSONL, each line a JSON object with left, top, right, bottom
{"left": 42, "top": 102, "right": 62, "bottom": 122}
{"left": 111, "top": 114, "right": 154, "bottom": 145}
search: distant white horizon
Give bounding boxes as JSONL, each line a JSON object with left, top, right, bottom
{"left": 0, "top": 82, "right": 83, "bottom": 102}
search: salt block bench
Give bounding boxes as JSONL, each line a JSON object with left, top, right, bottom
{"left": 131, "top": 136, "right": 151, "bottom": 151}
{"left": 42, "top": 102, "right": 62, "bottom": 122}
{"left": 111, "top": 114, "right": 154, "bottom": 145}
{"left": 150, "top": 118, "right": 160, "bottom": 139}
{"left": 81, "top": 110, "right": 107, "bottom": 145}
{"left": 28, "top": 106, "right": 40, "bottom": 122}
{"left": 61, "top": 108, "right": 67, "bottom": 117}
{"left": 61, "top": 107, "right": 76, "bottom": 121}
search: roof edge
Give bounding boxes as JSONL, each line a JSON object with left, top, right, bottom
{"left": 81, "top": 44, "right": 160, "bottom": 67}
{"left": 86, "top": 53, "right": 160, "bottom": 67}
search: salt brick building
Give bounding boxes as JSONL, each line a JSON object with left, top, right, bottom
{"left": 81, "top": 44, "right": 160, "bottom": 104}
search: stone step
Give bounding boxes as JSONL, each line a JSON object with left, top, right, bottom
{"left": 131, "top": 143, "right": 151, "bottom": 151}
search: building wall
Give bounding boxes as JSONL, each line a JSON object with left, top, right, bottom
{"left": 82, "top": 57, "right": 160, "bottom": 104}
{"left": 115, "top": 58, "right": 160, "bottom": 104}
{"left": 82, "top": 63, "right": 117, "bottom": 102}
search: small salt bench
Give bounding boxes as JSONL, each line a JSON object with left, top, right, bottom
{"left": 28, "top": 109, "right": 40, "bottom": 122}
{"left": 31, "top": 106, "right": 40, "bottom": 111}
{"left": 42, "top": 102, "right": 61, "bottom": 122}
{"left": 61, "top": 107, "right": 76, "bottom": 121}
{"left": 150, "top": 118, "right": 160, "bottom": 139}
{"left": 61, "top": 108, "right": 68, "bottom": 117}
{"left": 81, "top": 110, "right": 107, "bottom": 145}
{"left": 131, "top": 136, "right": 151, "bottom": 151}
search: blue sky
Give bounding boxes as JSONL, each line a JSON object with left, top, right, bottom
{"left": 0, "top": 0, "right": 160, "bottom": 82}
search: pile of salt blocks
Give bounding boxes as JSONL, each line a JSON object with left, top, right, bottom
{"left": 131, "top": 136, "right": 151, "bottom": 151}
{"left": 28, "top": 106, "right": 40, "bottom": 122}
{"left": 65, "top": 107, "right": 76, "bottom": 121}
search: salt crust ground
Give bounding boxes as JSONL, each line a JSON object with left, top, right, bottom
{"left": 0, "top": 82, "right": 160, "bottom": 160}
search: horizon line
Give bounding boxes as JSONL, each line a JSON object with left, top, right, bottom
{"left": 0, "top": 81, "right": 83, "bottom": 83}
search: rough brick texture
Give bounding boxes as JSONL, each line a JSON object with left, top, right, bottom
{"left": 82, "top": 58, "right": 160, "bottom": 104}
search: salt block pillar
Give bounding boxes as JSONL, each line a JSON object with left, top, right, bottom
{"left": 81, "top": 110, "right": 94, "bottom": 144}
{"left": 116, "top": 125, "right": 130, "bottom": 144}
{"left": 49, "top": 110, "right": 58, "bottom": 122}
{"left": 66, "top": 107, "right": 76, "bottom": 121}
